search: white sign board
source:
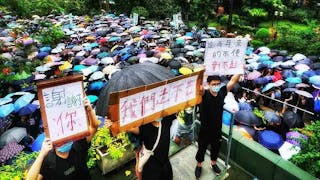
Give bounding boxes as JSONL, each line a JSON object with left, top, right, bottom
{"left": 37, "top": 75, "right": 89, "bottom": 146}
{"left": 119, "top": 75, "right": 198, "bottom": 126}
{"left": 133, "top": 13, "right": 139, "bottom": 26}
{"left": 204, "top": 38, "right": 248, "bottom": 75}
{"left": 279, "top": 141, "right": 301, "bottom": 160}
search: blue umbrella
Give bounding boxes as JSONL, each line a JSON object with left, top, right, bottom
{"left": 0, "top": 103, "right": 14, "bottom": 118}
{"left": 97, "top": 52, "right": 109, "bottom": 59}
{"left": 285, "top": 77, "right": 302, "bottom": 84}
{"left": 258, "top": 54, "right": 271, "bottom": 62}
{"left": 238, "top": 102, "right": 253, "bottom": 111}
{"left": 109, "top": 36, "right": 121, "bottom": 42}
{"left": 282, "top": 70, "right": 296, "bottom": 79}
{"left": 254, "top": 77, "right": 269, "bottom": 85}
{"left": 0, "top": 97, "right": 12, "bottom": 106}
{"left": 309, "top": 75, "right": 320, "bottom": 84}
{"left": 40, "top": 46, "right": 52, "bottom": 52}
{"left": 87, "top": 95, "right": 99, "bottom": 104}
{"left": 18, "top": 104, "right": 39, "bottom": 116}
{"left": 262, "top": 83, "right": 276, "bottom": 93}
{"left": 31, "top": 133, "right": 45, "bottom": 152}
{"left": 14, "top": 93, "right": 35, "bottom": 112}
{"left": 258, "top": 130, "right": 283, "bottom": 150}
{"left": 89, "top": 81, "right": 106, "bottom": 91}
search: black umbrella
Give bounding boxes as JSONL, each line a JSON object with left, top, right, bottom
{"left": 282, "top": 111, "right": 304, "bottom": 128}
{"left": 234, "top": 110, "right": 263, "bottom": 126}
{"left": 96, "top": 62, "right": 175, "bottom": 116}
{"left": 312, "top": 62, "right": 320, "bottom": 70}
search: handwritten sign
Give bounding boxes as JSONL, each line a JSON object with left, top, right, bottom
{"left": 37, "top": 75, "right": 89, "bottom": 146}
{"left": 204, "top": 38, "right": 248, "bottom": 75}
{"left": 108, "top": 70, "right": 204, "bottom": 135}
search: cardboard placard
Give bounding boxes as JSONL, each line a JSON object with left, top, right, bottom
{"left": 108, "top": 70, "right": 204, "bottom": 135}
{"left": 37, "top": 75, "right": 90, "bottom": 146}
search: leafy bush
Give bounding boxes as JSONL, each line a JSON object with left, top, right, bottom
{"left": 236, "top": 25, "right": 256, "bottom": 36}
{"left": 287, "top": 8, "right": 310, "bottom": 24}
{"left": 87, "top": 128, "right": 131, "bottom": 168}
{"left": 4, "top": 0, "right": 32, "bottom": 17}
{"left": 0, "top": 151, "right": 39, "bottom": 180}
{"left": 243, "top": 7, "right": 268, "bottom": 26}
{"left": 267, "top": 22, "right": 320, "bottom": 55}
{"left": 131, "top": 6, "right": 149, "bottom": 18}
{"left": 250, "top": 39, "right": 265, "bottom": 49}
{"left": 219, "top": 14, "right": 241, "bottom": 27}
{"left": 255, "top": 28, "right": 270, "bottom": 42}
{"left": 34, "top": 25, "right": 64, "bottom": 46}
{"left": 290, "top": 121, "right": 320, "bottom": 177}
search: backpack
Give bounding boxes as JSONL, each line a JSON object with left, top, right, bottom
{"left": 314, "top": 96, "right": 320, "bottom": 113}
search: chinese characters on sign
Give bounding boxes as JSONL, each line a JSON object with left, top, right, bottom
{"left": 119, "top": 75, "right": 198, "bottom": 127}
{"left": 204, "top": 38, "right": 248, "bottom": 75}
{"left": 40, "top": 81, "right": 88, "bottom": 142}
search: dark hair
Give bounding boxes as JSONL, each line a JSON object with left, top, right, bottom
{"left": 207, "top": 75, "right": 221, "bottom": 83}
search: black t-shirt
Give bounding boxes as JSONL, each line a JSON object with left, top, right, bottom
{"left": 40, "top": 139, "right": 91, "bottom": 180}
{"left": 199, "top": 86, "right": 227, "bottom": 136}
{"left": 139, "top": 115, "right": 175, "bottom": 164}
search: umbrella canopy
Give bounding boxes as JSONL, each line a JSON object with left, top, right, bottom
{"left": 283, "top": 111, "right": 304, "bottom": 128}
{"left": 262, "top": 83, "right": 276, "bottom": 93}
{"left": 31, "top": 133, "right": 45, "bottom": 152}
{"left": 14, "top": 93, "right": 35, "bottom": 112}
{"left": 258, "top": 130, "right": 283, "bottom": 150}
{"left": 0, "top": 103, "right": 15, "bottom": 118}
{"left": 263, "top": 111, "right": 281, "bottom": 124}
{"left": 96, "top": 62, "right": 175, "bottom": 116}
{"left": 0, "top": 127, "right": 27, "bottom": 148}
{"left": 295, "top": 90, "right": 313, "bottom": 98}
{"left": 246, "top": 71, "right": 261, "bottom": 80}
{"left": 18, "top": 103, "right": 39, "bottom": 116}
{"left": 234, "top": 110, "right": 262, "bottom": 126}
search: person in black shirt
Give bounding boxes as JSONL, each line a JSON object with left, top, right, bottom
{"left": 195, "top": 74, "right": 240, "bottom": 178}
{"left": 108, "top": 115, "right": 175, "bottom": 180}
{"left": 26, "top": 98, "right": 100, "bottom": 180}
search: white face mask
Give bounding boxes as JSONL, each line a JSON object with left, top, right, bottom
{"left": 211, "top": 83, "right": 224, "bottom": 93}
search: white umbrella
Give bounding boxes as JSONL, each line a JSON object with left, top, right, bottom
{"left": 295, "top": 90, "right": 313, "bottom": 98}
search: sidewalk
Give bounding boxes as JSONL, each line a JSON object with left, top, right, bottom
{"left": 90, "top": 143, "right": 253, "bottom": 180}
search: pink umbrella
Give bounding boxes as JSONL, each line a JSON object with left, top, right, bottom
{"left": 294, "top": 64, "right": 310, "bottom": 71}
{"left": 246, "top": 71, "right": 262, "bottom": 80}
{"left": 137, "top": 53, "right": 147, "bottom": 59}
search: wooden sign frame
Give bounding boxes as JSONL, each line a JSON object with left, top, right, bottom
{"left": 108, "top": 70, "right": 204, "bottom": 135}
{"left": 37, "top": 75, "right": 90, "bottom": 147}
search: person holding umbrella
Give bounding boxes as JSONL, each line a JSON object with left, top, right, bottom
{"left": 195, "top": 74, "right": 241, "bottom": 178}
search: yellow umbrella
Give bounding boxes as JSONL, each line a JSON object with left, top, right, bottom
{"left": 179, "top": 67, "right": 193, "bottom": 75}
{"left": 59, "top": 61, "right": 72, "bottom": 71}
{"left": 161, "top": 52, "right": 172, "bottom": 60}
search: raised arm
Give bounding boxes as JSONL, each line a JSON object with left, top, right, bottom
{"left": 26, "top": 138, "right": 53, "bottom": 180}
{"left": 84, "top": 98, "right": 100, "bottom": 143}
